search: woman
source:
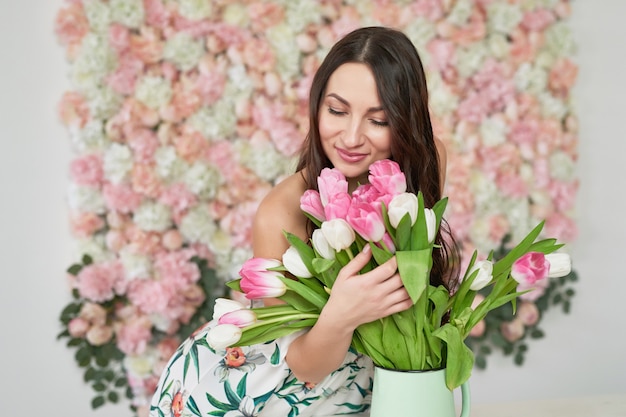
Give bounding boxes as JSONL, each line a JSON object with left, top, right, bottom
{"left": 150, "top": 26, "right": 457, "bottom": 417}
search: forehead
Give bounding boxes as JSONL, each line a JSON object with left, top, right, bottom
{"left": 325, "top": 63, "right": 380, "bottom": 103}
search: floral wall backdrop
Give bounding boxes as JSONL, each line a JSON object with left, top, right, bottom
{"left": 54, "top": 0, "right": 578, "bottom": 415}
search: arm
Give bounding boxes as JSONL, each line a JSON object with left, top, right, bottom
{"left": 285, "top": 246, "right": 411, "bottom": 383}
{"left": 252, "top": 173, "right": 413, "bottom": 383}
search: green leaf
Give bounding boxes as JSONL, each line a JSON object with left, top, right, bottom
{"left": 394, "top": 213, "right": 412, "bottom": 251}
{"left": 66, "top": 338, "right": 82, "bottom": 347}
{"left": 311, "top": 258, "right": 335, "bottom": 274}
{"left": 396, "top": 249, "right": 432, "bottom": 304}
{"left": 75, "top": 346, "right": 91, "bottom": 364}
{"left": 281, "top": 277, "right": 328, "bottom": 310}
{"left": 82, "top": 254, "right": 93, "bottom": 265}
{"left": 107, "top": 391, "right": 119, "bottom": 403}
{"left": 530, "top": 328, "right": 544, "bottom": 339}
{"left": 83, "top": 367, "right": 97, "bottom": 382}
{"left": 60, "top": 302, "right": 82, "bottom": 320}
{"left": 95, "top": 355, "right": 109, "bottom": 368}
{"left": 432, "top": 323, "right": 474, "bottom": 390}
{"left": 236, "top": 318, "right": 317, "bottom": 346}
{"left": 93, "top": 382, "right": 107, "bottom": 392}
{"left": 492, "top": 222, "right": 545, "bottom": 277}
{"left": 369, "top": 242, "right": 393, "bottom": 266}
{"left": 475, "top": 355, "right": 487, "bottom": 369}
{"left": 410, "top": 192, "right": 429, "bottom": 250}
{"left": 431, "top": 197, "right": 448, "bottom": 231}
{"left": 429, "top": 285, "right": 450, "bottom": 330}
{"left": 67, "top": 264, "right": 83, "bottom": 275}
{"left": 563, "top": 300, "right": 571, "bottom": 314}
{"left": 91, "top": 396, "right": 105, "bottom": 409}
{"left": 225, "top": 279, "right": 242, "bottom": 292}
{"left": 284, "top": 231, "right": 316, "bottom": 275}
{"left": 381, "top": 318, "right": 411, "bottom": 369}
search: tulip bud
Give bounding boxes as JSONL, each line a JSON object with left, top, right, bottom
{"left": 312, "top": 229, "right": 335, "bottom": 260}
{"left": 468, "top": 260, "right": 494, "bottom": 291}
{"left": 213, "top": 298, "right": 247, "bottom": 321}
{"left": 511, "top": 252, "right": 550, "bottom": 285}
{"left": 424, "top": 208, "right": 437, "bottom": 243}
{"left": 321, "top": 218, "right": 355, "bottom": 251}
{"left": 388, "top": 193, "right": 418, "bottom": 228}
{"left": 218, "top": 309, "right": 257, "bottom": 328}
{"left": 282, "top": 246, "right": 313, "bottom": 278}
{"left": 206, "top": 324, "right": 242, "bottom": 350}
{"left": 239, "top": 258, "right": 287, "bottom": 299}
{"left": 300, "top": 189, "right": 326, "bottom": 222}
{"left": 546, "top": 253, "right": 571, "bottom": 278}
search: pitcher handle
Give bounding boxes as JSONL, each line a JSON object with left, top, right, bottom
{"left": 458, "top": 381, "right": 471, "bottom": 417}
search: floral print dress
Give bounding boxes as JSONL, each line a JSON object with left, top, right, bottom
{"left": 149, "top": 321, "right": 374, "bottom": 417}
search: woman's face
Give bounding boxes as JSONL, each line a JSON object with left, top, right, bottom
{"left": 318, "top": 62, "right": 392, "bottom": 188}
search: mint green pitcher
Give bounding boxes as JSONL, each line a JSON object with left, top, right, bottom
{"left": 370, "top": 367, "right": 471, "bottom": 417}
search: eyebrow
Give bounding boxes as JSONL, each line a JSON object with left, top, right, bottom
{"left": 326, "top": 93, "right": 385, "bottom": 113}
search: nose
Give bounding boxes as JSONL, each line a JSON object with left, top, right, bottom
{"left": 342, "top": 117, "right": 365, "bottom": 148}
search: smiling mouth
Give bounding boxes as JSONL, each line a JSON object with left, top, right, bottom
{"left": 337, "top": 147, "right": 367, "bottom": 163}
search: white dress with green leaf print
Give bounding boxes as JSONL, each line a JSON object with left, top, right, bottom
{"left": 149, "top": 320, "right": 374, "bottom": 417}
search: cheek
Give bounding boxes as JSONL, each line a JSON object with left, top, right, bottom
{"left": 318, "top": 112, "right": 341, "bottom": 141}
{"left": 318, "top": 121, "right": 330, "bottom": 142}
{"left": 369, "top": 130, "right": 392, "bottom": 155}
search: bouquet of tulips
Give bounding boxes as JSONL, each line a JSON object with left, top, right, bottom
{"left": 207, "top": 160, "right": 571, "bottom": 390}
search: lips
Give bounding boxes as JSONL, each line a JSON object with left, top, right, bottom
{"left": 336, "top": 147, "right": 367, "bottom": 163}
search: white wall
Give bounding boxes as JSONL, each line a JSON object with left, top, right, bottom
{"left": 0, "top": 1, "right": 623, "bottom": 416}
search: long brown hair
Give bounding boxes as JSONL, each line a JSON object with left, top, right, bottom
{"left": 297, "top": 26, "right": 459, "bottom": 289}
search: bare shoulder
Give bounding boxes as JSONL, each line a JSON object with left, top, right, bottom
{"left": 252, "top": 171, "right": 309, "bottom": 259}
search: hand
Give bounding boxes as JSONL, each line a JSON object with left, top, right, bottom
{"left": 322, "top": 245, "right": 413, "bottom": 331}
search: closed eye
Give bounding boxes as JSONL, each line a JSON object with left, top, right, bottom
{"left": 370, "top": 119, "right": 389, "bottom": 127}
{"left": 328, "top": 107, "right": 346, "bottom": 116}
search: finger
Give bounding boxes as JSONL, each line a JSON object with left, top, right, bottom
{"left": 339, "top": 244, "right": 372, "bottom": 278}
{"left": 364, "top": 256, "right": 398, "bottom": 284}
{"left": 377, "top": 274, "right": 407, "bottom": 297}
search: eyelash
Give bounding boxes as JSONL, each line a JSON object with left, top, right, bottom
{"left": 327, "top": 107, "right": 389, "bottom": 127}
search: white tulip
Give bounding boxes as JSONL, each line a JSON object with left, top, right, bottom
{"left": 213, "top": 298, "right": 246, "bottom": 321}
{"left": 321, "top": 218, "right": 356, "bottom": 251}
{"left": 312, "top": 229, "right": 335, "bottom": 260}
{"left": 546, "top": 253, "right": 572, "bottom": 278}
{"left": 282, "top": 246, "right": 313, "bottom": 278}
{"left": 388, "top": 193, "right": 418, "bottom": 228}
{"left": 424, "top": 208, "right": 437, "bottom": 243}
{"left": 468, "top": 260, "right": 494, "bottom": 291}
{"left": 206, "top": 324, "right": 242, "bottom": 350}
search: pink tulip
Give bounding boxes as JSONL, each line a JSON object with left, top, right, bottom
{"left": 368, "top": 159, "right": 407, "bottom": 196}
{"left": 346, "top": 199, "right": 386, "bottom": 242}
{"left": 239, "top": 258, "right": 287, "bottom": 299}
{"left": 352, "top": 183, "right": 383, "bottom": 203}
{"left": 218, "top": 309, "right": 257, "bottom": 328}
{"left": 511, "top": 252, "right": 550, "bottom": 285}
{"left": 318, "top": 167, "right": 348, "bottom": 206}
{"left": 324, "top": 192, "right": 351, "bottom": 220}
{"left": 300, "top": 189, "right": 326, "bottom": 222}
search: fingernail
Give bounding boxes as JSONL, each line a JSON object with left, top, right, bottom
{"left": 362, "top": 244, "right": 371, "bottom": 254}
